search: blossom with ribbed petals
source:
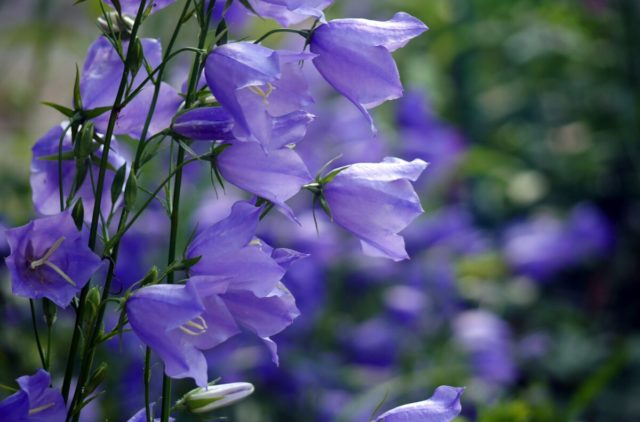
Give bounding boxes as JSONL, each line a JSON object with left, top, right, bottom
{"left": 30, "top": 123, "right": 127, "bottom": 220}
{"left": 322, "top": 157, "right": 427, "bottom": 261}
{"left": 81, "top": 36, "right": 181, "bottom": 138}
{"left": 186, "top": 201, "right": 301, "bottom": 363}
{"left": 0, "top": 370, "right": 65, "bottom": 422}
{"left": 310, "top": 12, "right": 427, "bottom": 130}
{"left": 4, "top": 211, "right": 103, "bottom": 307}
{"left": 104, "top": 0, "right": 176, "bottom": 16}
{"left": 126, "top": 282, "right": 211, "bottom": 386}
{"left": 244, "top": 0, "right": 333, "bottom": 26}
{"left": 204, "top": 42, "right": 314, "bottom": 148}
{"left": 376, "top": 386, "right": 464, "bottom": 422}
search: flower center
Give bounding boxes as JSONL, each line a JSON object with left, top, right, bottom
{"left": 29, "top": 236, "right": 77, "bottom": 287}
{"left": 179, "top": 316, "right": 208, "bottom": 336}
{"left": 249, "top": 83, "right": 274, "bottom": 105}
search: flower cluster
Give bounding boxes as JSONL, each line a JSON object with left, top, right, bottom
{"left": 0, "top": 0, "right": 464, "bottom": 421}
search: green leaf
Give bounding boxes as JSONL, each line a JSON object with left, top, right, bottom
{"left": 124, "top": 172, "right": 138, "bottom": 211}
{"left": 72, "top": 199, "right": 84, "bottom": 229}
{"left": 238, "top": 0, "right": 260, "bottom": 17}
{"left": 42, "top": 101, "right": 74, "bottom": 117}
{"left": 320, "top": 165, "right": 349, "bottom": 184}
{"left": 110, "top": 164, "right": 128, "bottom": 205}
{"left": 216, "top": 19, "right": 229, "bottom": 46}
{"left": 83, "top": 106, "right": 112, "bottom": 119}
{"left": 75, "top": 122, "right": 95, "bottom": 161}
{"left": 125, "top": 38, "right": 144, "bottom": 77}
{"left": 73, "top": 64, "right": 83, "bottom": 110}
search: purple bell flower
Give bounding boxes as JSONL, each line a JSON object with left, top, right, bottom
{"left": 375, "top": 386, "right": 464, "bottom": 422}
{"left": 217, "top": 141, "right": 312, "bottom": 220}
{"left": 204, "top": 42, "right": 314, "bottom": 148}
{"left": 104, "top": 0, "right": 176, "bottom": 15}
{"left": 0, "top": 369, "right": 65, "bottom": 421}
{"left": 4, "top": 211, "right": 103, "bottom": 307}
{"left": 310, "top": 13, "right": 427, "bottom": 130}
{"left": 129, "top": 202, "right": 300, "bottom": 386}
{"left": 82, "top": 36, "right": 181, "bottom": 138}
{"left": 172, "top": 107, "right": 236, "bottom": 141}
{"left": 322, "top": 157, "right": 428, "bottom": 261}
{"left": 30, "top": 123, "right": 128, "bottom": 220}
{"left": 244, "top": 0, "right": 333, "bottom": 26}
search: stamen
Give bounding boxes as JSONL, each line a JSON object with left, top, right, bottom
{"left": 30, "top": 236, "right": 66, "bottom": 269}
{"left": 179, "top": 316, "right": 208, "bottom": 336}
{"left": 29, "top": 236, "right": 77, "bottom": 287}
{"left": 43, "top": 262, "right": 77, "bottom": 287}
{"left": 29, "top": 402, "right": 55, "bottom": 415}
{"left": 248, "top": 82, "right": 275, "bottom": 105}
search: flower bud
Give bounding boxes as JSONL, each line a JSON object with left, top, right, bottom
{"left": 181, "top": 382, "right": 254, "bottom": 414}
{"left": 97, "top": 12, "right": 134, "bottom": 39}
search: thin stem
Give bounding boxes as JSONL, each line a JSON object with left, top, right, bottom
{"left": 253, "top": 28, "right": 310, "bottom": 44}
{"left": 46, "top": 324, "right": 52, "bottom": 371}
{"left": 161, "top": 1, "right": 212, "bottom": 419}
{"left": 29, "top": 300, "right": 47, "bottom": 370}
{"left": 62, "top": 0, "right": 148, "bottom": 411}
{"left": 144, "top": 348, "right": 152, "bottom": 422}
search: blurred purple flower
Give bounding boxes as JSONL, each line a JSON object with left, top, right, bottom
{"left": 454, "top": 310, "right": 517, "bottom": 386}
{"left": 396, "top": 91, "right": 466, "bottom": 188}
{"left": 82, "top": 36, "right": 181, "bottom": 138}
{"left": 0, "top": 369, "right": 65, "bottom": 421}
{"left": 245, "top": 0, "right": 333, "bottom": 26}
{"left": 310, "top": 13, "right": 427, "bottom": 130}
{"left": 104, "top": 0, "right": 176, "bottom": 15}
{"left": 5, "top": 212, "right": 102, "bottom": 307}
{"left": 30, "top": 123, "right": 128, "bottom": 221}
{"left": 503, "top": 204, "right": 612, "bottom": 281}
{"left": 126, "top": 403, "right": 173, "bottom": 422}
{"left": 375, "top": 385, "right": 464, "bottom": 422}
{"left": 323, "top": 157, "right": 427, "bottom": 261}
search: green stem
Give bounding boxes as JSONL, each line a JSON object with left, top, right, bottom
{"left": 161, "top": 1, "right": 212, "bottom": 419}
{"left": 29, "top": 300, "right": 47, "bottom": 370}
{"left": 62, "top": 0, "right": 148, "bottom": 410}
{"left": 144, "top": 348, "right": 152, "bottom": 422}
{"left": 253, "top": 28, "right": 310, "bottom": 44}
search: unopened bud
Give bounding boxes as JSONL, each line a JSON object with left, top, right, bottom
{"left": 181, "top": 382, "right": 254, "bottom": 414}
{"left": 97, "top": 12, "right": 134, "bottom": 39}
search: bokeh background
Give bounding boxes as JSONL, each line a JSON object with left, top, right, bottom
{"left": 1, "top": 0, "right": 640, "bottom": 420}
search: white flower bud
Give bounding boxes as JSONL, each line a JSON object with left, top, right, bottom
{"left": 183, "top": 382, "right": 255, "bottom": 414}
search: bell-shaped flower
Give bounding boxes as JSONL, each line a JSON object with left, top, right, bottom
{"left": 244, "top": 0, "right": 333, "bottom": 27}
{"left": 375, "top": 386, "right": 464, "bottom": 422}
{"left": 187, "top": 202, "right": 300, "bottom": 360}
{"left": 104, "top": 0, "right": 176, "bottom": 16}
{"left": 129, "top": 202, "right": 300, "bottom": 386}
{"left": 322, "top": 157, "right": 427, "bottom": 261}
{"left": 30, "top": 123, "right": 128, "bottom": 220}
{"left": 204, "top": 42, "right": 313, "bottom": 148}
{"left": 310, "top": 12, "right": 427, "bottom": 130}
{"left": 81, "top": 36, "right": 182, "bottom": 138}
{"left": 0, "top": 369, "right": 65, "bottom": 422}
{"left": 126, "top": 282, "right": 211, "bottom": 386}
{"left": 4, "top": 211, "right": 103, "bottom": 307}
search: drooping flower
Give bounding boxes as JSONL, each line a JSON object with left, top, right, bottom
{"left": 0, "top": 369, "right": 65, "bottom": 421}
{"left": 30, "top": 123, "right": 128, "bottom": 220}
{"left": 4, "top": 211, "right": 103, "bottom": 307}
{"left": 81, "top": 36, "right": 181, "bottom": 138}
{"left": 128, "top": 202, "right": 300, "bottom": 386}
{"left": 375, "top": 385, "right": 464, "bottom": 422}
{"left": 310, "top": 12, "right": 427, "bottom": 129}
{"left": 204, "top": 42, "right": 313, "bottom": 148}
{"left": 243, "top": 0, "right": 333, "bottom": 26}
{"left": 104, "top": 0, "right": 176, "bottom": 16}
{"left": 321, "top": 157, "right": 428, "bottom": 261}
